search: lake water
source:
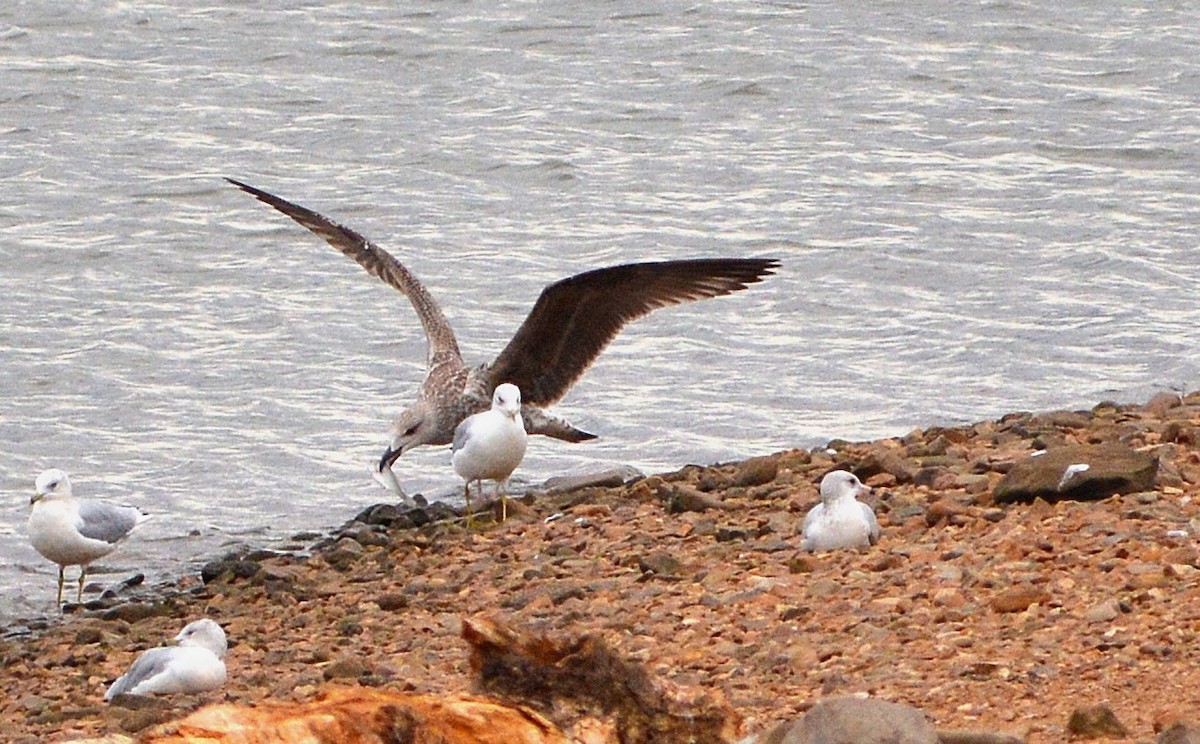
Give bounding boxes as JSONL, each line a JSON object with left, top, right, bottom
{"left": 2, "top": 1, "right": 1198, "bottom": 622}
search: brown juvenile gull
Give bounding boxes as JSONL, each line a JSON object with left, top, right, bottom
{"left": 226, "top": 178, "right": 779, "bottom": 499}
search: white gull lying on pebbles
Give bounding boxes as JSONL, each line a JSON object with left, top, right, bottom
{"left": 105, "top": 618, "right": 228, "bottom": 700}
{"left": 27, "top": 468, "right": 150, "bottom": 608}
{"left": 802, "top": 470, "right": 881, "bottom": 552}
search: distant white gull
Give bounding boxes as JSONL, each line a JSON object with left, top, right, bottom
{"left": 27, "top": 468, "right": 150, "bottom": 608}
{"left": 452, "top": 382, "right": 528, "bottom": 523}
{"left": 226, "top": 178, "right": 779, "bottom": 499}
{"left": 802, "top": 470, "right": 881, "bottom": 552}
{"left": 105, "top": 618, "right": 227, "bottom": 701}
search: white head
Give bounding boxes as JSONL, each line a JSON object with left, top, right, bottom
{"left": 175, "top": 618, "right": 228, "bottom": 658}
{"left": 819, "top": 470, "right": 868, "bottom": 505}
{"left": 32, "top": 468, "right": 73, "bottom": 504}
{"left": 492, "top": 383, "right": 522, "bottom": 417}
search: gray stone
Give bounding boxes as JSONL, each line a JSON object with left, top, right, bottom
{"left": 745, "top": 696, "right": 937, "bottom": 744}
{"left": 993, "top": 444, "right": 1158, "bottom": 504}
{"left": 540, "top": 466, "right": 644, "bottom": 494}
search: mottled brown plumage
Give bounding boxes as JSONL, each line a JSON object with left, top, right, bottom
{"left": 227, "top": 178, "right": 778, "bottom": 498}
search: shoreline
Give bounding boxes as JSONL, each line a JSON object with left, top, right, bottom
{"left": 3, "top": 393, "right": 1200, "bottom": 742}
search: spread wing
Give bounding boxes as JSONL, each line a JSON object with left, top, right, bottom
{"left": 486, "top": 258, "right": 779, "bottom": 405}
{"left": 226, "top": 178, "right": 464, "bottom": 372}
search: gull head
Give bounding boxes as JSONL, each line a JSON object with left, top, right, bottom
{"left": 32, "top": 468, "right": 73, "bottom": 505}
{"left": 819, "top": 470, "right": 868, "bottom": 505}
{"left": 492, "top": 383, "right": 522, "bottom": 417}
{"left": 174, "top": 619, "right": 228, "bottom": 658}
{"left": 378, "top": 400, "right": 442, "bottom": 471}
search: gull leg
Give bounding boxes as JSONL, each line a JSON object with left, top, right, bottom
{"left": 499, "top": 479, "right": 508, "bottom": 523}
{"left": 56, "top": 566, "right": 65, "bottom": 609}
{"left": 463, "top": 481, "right": 474, "bottom": 528}
{"left": 77, "top": 566, "right": 87, "bottom": 604}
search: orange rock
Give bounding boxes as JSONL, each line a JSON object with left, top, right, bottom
{"left": 141, "top": 687, "right": 569, "bottom": 744}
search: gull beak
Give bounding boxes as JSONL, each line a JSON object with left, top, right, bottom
{"left": 30, "top": 491, "right": 42, "bottom": 505}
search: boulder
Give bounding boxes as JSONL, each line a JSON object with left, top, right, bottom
{"left": 993, "top": 444, "right": 1157, "bottom": 504}
{"left": 747, "top": 696, "right": 937, "bottom": 744}
{"left": 1159, "top": 722, "right": 1200, "bottom": 744}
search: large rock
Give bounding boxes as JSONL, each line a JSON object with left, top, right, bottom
{"left": 746, "top": 696, "right": 937, "bottom": 744}
{"left": 993, "top": 443, "right": 1158, "bottom": 504}
{"left": 1160, "top": 722, "right": 1200, "bottom": 744}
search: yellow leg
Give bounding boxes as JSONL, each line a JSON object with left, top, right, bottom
{"left": 77, "top": 567, "right": 86, "bottom": 603}
{"left": 463, "top": 482, "right": 474, "bottom": 528}
{"left": 56, "top": 566, "right": 66, "bottom": 610}
{"left": 499, "top": 480, "right": 508, "bottom": 523}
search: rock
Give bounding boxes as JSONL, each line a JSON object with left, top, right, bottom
{"left": 1159, "top": 722, "right": 1200, "bottom": 744}
{"left": 541, "top": 467, "right": 644, "bottom": 494}
{"left": 638, "top": 551, "right": 684, "bottom": 579}
{"left": 660, "top": 483, "right": 734, "bottom": 513}
{"left": 747, "top": 696, "right": 937, "bottom": 744}
{"left": 1067, "top": 703, "right": 1129, "bottom": 739}
{"left": 937, "top": 733, "right": 1027, "bottom": 744}
{"left": 990, "top": 586, "right": 1050, "bottom": 614}
{"left": 734, "top": 456, "right": 779, "bottom": 487}
{"left": 993, "top": 444, "right": 1158, "bottom": 504}
{"left": 322, "top": 657, "right": 370, "bottom": 681}
{"left": 1084, "top": 599, "right": 1120, "bottom": 624}
{"left": 200, "top": 558, "right": 262, "bottom": 585}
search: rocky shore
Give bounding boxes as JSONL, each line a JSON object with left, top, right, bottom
{"left": 4, "top": 393, "right": 1200, "bottom": 742}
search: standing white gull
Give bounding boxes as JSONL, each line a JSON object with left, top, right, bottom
{"left": 104, "top": 618, "right": 227, "bottom": 701}
{"left": 802, "top": 470, "right": 881, "bottom": 552}
{"left": 226, "top": 178, "right": 779, "bottom": 498}
{"left": 452, "top": 382, "right": 528, "bottom": 524}
{"left": 27, "top": 468, "right": 150, "bottom": 608}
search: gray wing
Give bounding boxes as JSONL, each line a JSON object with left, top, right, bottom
{"left": 226, "top": 179, "right": 466, "bottom": 374}
{"left": 76, "top": 501, "right": 142, "bottom": 544}
{"left": 451, "top": 416, "right": 473, "bottom": 454}
{"left": 860, "top": 502, "right": 881, "bottom": 544}
{"left": 486, "top": 259, "right": 780, "bottom": 406}
{"left": 104, "top": 647, "right": 175, "bottom": 700}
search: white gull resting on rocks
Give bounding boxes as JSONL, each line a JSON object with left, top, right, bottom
{"left": 27, "top": 469, "right": 150, "bottom": 608}
{"left": 802, "top": 470, "right": 881, "bottom": 552}
{"left": 104, "top": 619, "right": 227, "bottom": 701}
{"left": 226, "top": 178, "right": 779, "bottom": 500}
{"left": 452, "top": 382, "right": 528, "bottom": 523}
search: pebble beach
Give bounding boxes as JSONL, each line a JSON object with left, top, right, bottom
{"left": 4, "top": 393, "right": 1200, "bottom": 742}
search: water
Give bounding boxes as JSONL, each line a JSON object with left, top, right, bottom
{"left": 1, "top": 1, "right": 1198, "bottom": 622}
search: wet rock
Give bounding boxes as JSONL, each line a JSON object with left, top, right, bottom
{"left": 993, "top": 443, "right": 1158, "bottom": 504}
{"left": 201, "top": 558, "right": 262, "bottom": 585}
{"left": 541, "top": 466, "right": 644, "bottom": 494}
{"left": 99, "top": 602, "right": 168, "bottom": 624}
{"left": 748, "top": 695, "right": 937, "bottom": 744}
{"left": 322, "top": 538, "right": 365, "bottom": 570}
{"left": 1067, "top": 703, "right": 1129, "bottom": 739}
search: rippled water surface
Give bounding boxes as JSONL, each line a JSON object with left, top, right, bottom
{"left": 1, "top": 1, "right": 1198, "bottom": 621}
